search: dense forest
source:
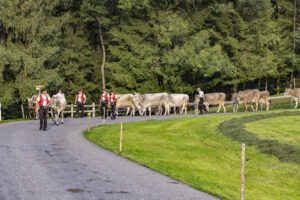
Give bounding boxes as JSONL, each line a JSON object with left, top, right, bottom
{"left": 0, "top": 0, "right": 299, "bottom": 112}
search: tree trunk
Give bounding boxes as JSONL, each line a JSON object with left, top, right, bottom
{"left": 293, "top": 0, "right": 297, "bottom": 55}
{"left": 293, "top": 0, "right": 297, "bottom": 89}
{"left": 233, "top": 84, "right": 238, "bottom": 93}
{"left": 98, "top": 19, "right": 106, "bottom": 90}
{"left": 258, "top": 79, "right": 261, "bottom": 90}
{"left": 265, "top": 77, "right": 268, "bottom": 91}
{"left": 243, "top": 82, "right": 246, "bottom": 89}
{"left": 276, "top": 76, "right": 280, "bottom": 94}
{"left": 290, "top": 73, "right": 293, "bottom": 88}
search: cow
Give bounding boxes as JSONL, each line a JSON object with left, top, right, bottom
{"left": 115, "top": 94, "right": 136, "bottom": 116}
{"left": 284, "top": 88, "right": 300, "bottom": 108}
{"left": 195, "top": 93, "right": 226, "bottom": 113}
{"left": 231, "top": 93, "right": 246, "bottom": 112}
{"left": 259, "top": 91, "right": 270, "bottom": 111}
{"left": 27, "top": 95, "right": 39, "bottom": 119}
{"left": 167, "top": 94, "right": 189, "bottom": 115}
{"left": 48, "top": 94, "right": 67, "bottom": 125}
{"left": 233, "top": 89, "right": 260, "bottom": 112}
{"left": 133, "top": 93, "right": 169, "bottom": 116}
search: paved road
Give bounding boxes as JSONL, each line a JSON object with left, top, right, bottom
{"left": 0, "top": 114, "right": 220, "bottom": 200}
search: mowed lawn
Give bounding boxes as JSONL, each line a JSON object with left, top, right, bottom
{"left": 84, "top": 111, "right": 300, "bottom": 200}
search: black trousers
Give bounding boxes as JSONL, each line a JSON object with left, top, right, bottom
{"left": 100, "top": 100, "right": 108, "bottom": 118}
{"left": 39, "top": 107, "right": 48, "bottom": 129}
{"left": 110, "top": 102, "right": 117, "bottom": 119}
{"left": 76, "top": 102, "right": 84, "bottom": 117}
{"left": 199, "top": 97, "right": 208, "bottom": 114}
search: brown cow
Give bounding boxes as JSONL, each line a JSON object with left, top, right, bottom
{"left": 284, "top": 88, "right": 300, "bottom": 109}
{"left": 233, "top": 89, "right": 260, "bottom": 112}
{"left": 259, "top": 91, "right": 270, "bottom": 111}
{"left": 115, "top": 94, "right": 136, "bottom": 116}
{"left": 195, "top": 93, "right": 226, "bottom": 113}
{"left": 27, "top": 95, "right": 39, "bottom": 119}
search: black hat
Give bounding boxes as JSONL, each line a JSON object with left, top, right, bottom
{"left": 41, "top": 88, "right": 47, "bottom": 93}
{"left": 58, "top": 88, "right": 62, "bottom": 91}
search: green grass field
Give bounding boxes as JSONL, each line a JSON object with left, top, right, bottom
{"left": 85, "top": 110, "right": 300, "bottom": 200}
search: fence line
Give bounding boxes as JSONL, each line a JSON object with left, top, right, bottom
{"left": 63, "top": 103, "right": 96, "bottom": 118}
{"left": 0, "top": 103, "right": 2, "bottom": 121}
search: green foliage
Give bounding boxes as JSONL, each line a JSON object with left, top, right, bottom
{"left": 0, "top": 0, "right": 299, "bottom": 112}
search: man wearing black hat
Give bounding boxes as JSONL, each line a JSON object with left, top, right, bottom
{"left": 100, "top": 88, "right": 109, "bottom": 119}
{"left": 75, "top": 89, "right": 86, "bottom": 118}
{"left": 37, "top": 89, "right": 51, "bottom": 131}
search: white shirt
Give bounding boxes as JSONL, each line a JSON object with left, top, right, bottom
{"left": 56, "top": 92, "right": 64, "bottom": 97}
{"left": 37, "top": 94, "right": 51, "bottom": 106}
{"left": 102, "top": 92, "right": 110, "bottom": 101}
{"left": 77, "top": 94, "right": 86, "bottom": 103}
{"left": 199, "top": 91, "right": 204, "bottom": 98}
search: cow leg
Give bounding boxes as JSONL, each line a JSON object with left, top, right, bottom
{"left": 50, "top": 110, "right": 55, "bottom": 122}
{"left": 266, "top": 101, "right": 269, "bottom": 111}
{"left": 255, "top": 102, "right": 258, "bottom": 112}
{"left": 295, "top": 99, "right": 298, "bottom": 109}
{"left": 244, "top": 103, "right": 248, "bottom": 112}
{"left": 61, "top": 111, "right": 64, "bottom": 124}
{"left": 180, "top": 106, "right": 184, "bottom": 115}
{"left": 250, "top": 105, "right": 254, "bottom": 112}
{"left": 217, "top": 103, "right": 221, "bottom": 113}
{"left": 149, "top": 106, "right": 151, "bottom": 117}
{"left": 55, "top": 112, "right": 59, "bottom": 125}
{"left": 222, "top": 103, "right": 226, "bottom": 113}
{"left": 132, "top": 106, "right": 136, "bottom": 116}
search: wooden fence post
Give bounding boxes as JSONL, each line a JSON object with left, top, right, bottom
{"left": 240, "top": 143, "right": 245, "bottom": 200}
{"left": 21, "top": 105, "right": 25, "bottom": 119}
{"left": 149, "top": 107, "right": 152, "bottom": 120}
{"left": 92, "top": 102, "right": 95, "bottom": 118}
{"left": 88, "top": 112, "right": 91, "bottom": 133}
{"left": 119, "top": 122, "right": 123, "bottom": 152}
{"left": 196, "top": 103, "right": 198, "bottom": 116}
{"left": 71, "top": 104, "right": 74, "bottom": 118}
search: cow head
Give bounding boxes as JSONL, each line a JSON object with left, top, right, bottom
{"left": 48, "top": 96, "right": 58, "bottom": 111}
{"left": 133, "top": 93, "right": 144, "bottom": 115}
{"left": 27, "top": 98, "right": 34, "bottom": 109}
{"left": 284, "top": 88, "right": 291, "bottom": 96}
{"left": 231, "top": 93, "right": 240, "bottom": 104}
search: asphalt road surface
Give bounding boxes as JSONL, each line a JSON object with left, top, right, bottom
{"left": 0, "top": 114, "right": 221, "bottom": 200}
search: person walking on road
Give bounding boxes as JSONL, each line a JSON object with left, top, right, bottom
{"left": 110, "top": 91, "right": 117, "bottom": 120}
{"left": 55, "top": 88, "right": 64, "bottom": 96}
{"left": 197, "top": 88, "right": 208, "bottom": 115}
{"left": 37, "top": 89, "right": 51, "bottom": 131}
{"left": 100, "top": 89, "right": 109, "bottom": 119}
{"left": 75, "top": 89, "right": 86, "bottom": 118}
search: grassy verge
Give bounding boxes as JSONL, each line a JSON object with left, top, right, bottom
{"left": 0, "top": 118, "right": 27, "bottom": 124}
{"left": 85, "top": 110, "right": 300, "bottom": 200}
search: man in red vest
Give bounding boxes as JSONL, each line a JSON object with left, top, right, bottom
{"left": 75, "top": 89, "right": 86, "bottom": 118}
{"left": 109, "top": 90, "right": 118, "bottom": 120}
{"left": 37, "top": 89, "right": 51, "bottom": 131}
{"left": 100, "top": 88, "right": 109, "bottom": 119}
{"left": 56, "top": 88, "right": 64, "bottom": 96}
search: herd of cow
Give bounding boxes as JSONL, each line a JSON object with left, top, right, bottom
{"left": 26, "top": 88, "right": 300, "bottom": 124}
